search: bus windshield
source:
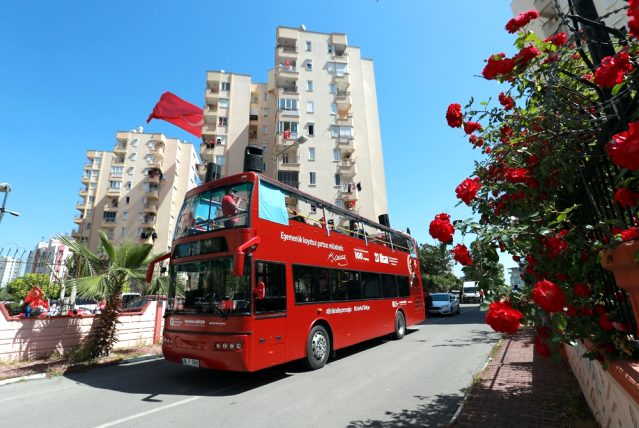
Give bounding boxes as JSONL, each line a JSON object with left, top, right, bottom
{"left": 168, "top": 257, "right": 251, "bottom": 316}
{"left": 174, "top": 182, "right": 253, "bottom": 239}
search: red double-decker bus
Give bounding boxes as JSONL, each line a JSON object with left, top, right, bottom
{"left": 148, "top": 171, "right": 424, "bottom": 372}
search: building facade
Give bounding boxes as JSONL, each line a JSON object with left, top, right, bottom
{"left": 0, "top": 256, "right": 23, "bottom": 288}
{"left": 200, "top": 26, "right": 389, "bottom": 225}
{"left": 25, "top": 238, "right": 72, "bottom": 282}
{"left": 72, "top": 129, "right": 199, "bottom": 252}
{"left": 511, "top": 0, "right": 627, "bottom": 39}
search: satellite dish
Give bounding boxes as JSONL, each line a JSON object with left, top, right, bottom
{"left": 137, "top": 126, "right": 144, "bottom": 133}
{"left": 299, "top": 24, "right": 306, "bottom": 31}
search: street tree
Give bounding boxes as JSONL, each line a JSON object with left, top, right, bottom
{"left": 58, "top": 232, "right": 153, "bottom": 358}
{"left": 418, "top": 243, "right": 460, "bottom": 292}
{"left": 7, "top": 273, "right": 59, "bottom": 302}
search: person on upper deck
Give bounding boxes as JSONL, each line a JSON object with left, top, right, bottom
{"left": 221, "top": 188, "right": 241, "bottom": 228}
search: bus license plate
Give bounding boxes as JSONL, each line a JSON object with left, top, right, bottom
{"left": 182, "top": 358, "right": 200, "bottom": 367}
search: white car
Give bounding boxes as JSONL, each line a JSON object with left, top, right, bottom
{"left": 428, "top": 293, "right": 461, "bottom": 316}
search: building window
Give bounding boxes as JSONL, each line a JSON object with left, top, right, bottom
{"left": 88, "top": 196, "right": 95, "bottom": 203}
{"left": 131, "top": 139, "right": 139, "bottom": 147}
{"left": 330, "top": 125, "right": 353, "bottom": 138}
{"left": 90, "top": 183, "right": 97, "bottom": 190}
{"left": 329, "top": 83, "right": 336, "bottom": 94}
{"left": 103, "top": 211, "right": 117, "bottom": 222}
{"left": 215, "top": 155, "right": 226, "bottom": 166}
{"left": 109, "top": 180, "right": 121, "bottom": 189}
{"left": 111, "top": 166, "right": 124, "bottom": 176}
{"left": 122, "top": 211, "right": 128, "bottom": 220}
{"left": 306, "top": 41, "right": 312, "bottom": 52}
{"left": 221, "top": 82, "right": 230, "bottom": 91}
{"left": 307, "top": 80, "right": 313, "bottom": 92}
{"left": 127, "top": 167, "right": 135, "bottom": 176}
{"left": 262, "top": 107, "right": 269, "bottom": 117}
{"left": 129, "top": 153, "right": 137, "bottom": 161}
{"left": 333, "top": 148, "right": 340, "bottom": 161}
{"left": 306, "top": 60, "right": 312, "bottom": 71}
{"left": 216, "top": 135, "right": 227, "bottom": 145}
{"left": 262, "top": 143, "right": 268, "bottom": 153}
{"left": 120, "top": 227, "right": 126, "bottom": 237}
{"left": 330, "top": 103, "right": 337, "bottom": 115}
{"left": 263, "top": 92, "right": 269, "bottom": 101}
{"left": 308, "top": 147, "right": 316, "bottom": 161}
{"left": 147, "top": 141, "right": 154, "bottom": 148}
{"left": 277, "top": 98, "right": 298, "bottom": 111}
{"left": 126, "top": 181, "right": 132, "bottom": 190}
{"left": 277, "top": 121, "right": 298, "bottom": 136}
{"left": 86, "top": 222, "right": 91, "bottom": 231}
{"left": 328, "top": 44, "right": 334, "bottom": 54}
{"left": 308, "top": 123, "right": 315, "bottom": 136}
{"left": 309, "top": 172, "right": 316, "bottom": 186}
{"left": 125, "top": 196, "right": 130, "bottom": 204}
{"left": 218, "top": 117, "right": 228, "bottom": 127}
{"left": 335, "top": 174, "right": 341, "bottom": 186}
{"left": 218, "top": 98, "right": 229, "bottom": 108}
{"left": 306, "top": 101, "right": 314, "bottom": 113}
{"left": 262, "top": 125, "right": 269, "bottom": 135}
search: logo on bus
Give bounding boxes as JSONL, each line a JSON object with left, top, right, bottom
{"left": 354, "top": 248, "right": 369, "bottom": 262}
{"left": 328, "top": 252, "right": 348, "bottom": 266}
{"left": 374, "top": 252, "right": 389, "bottom": 264}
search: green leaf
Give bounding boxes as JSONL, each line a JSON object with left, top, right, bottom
{"left": 480, "top": 101, "right": 488, "bottom": 106}
{"left": 611, "top": 83, "right": 623, "bottom": 96}
{"left": 479, "top": 302, "right": 490, "bottom": 311}
{"left": 552, "top": 314, "right": 568, "bottom": 332}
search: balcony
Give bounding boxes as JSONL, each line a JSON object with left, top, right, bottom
{"left": 277, "top": 45, "right": 298, "bottom": 62}
{"left": 143, "top": 203, "right": 159, "bottom": 214}
{"left": 336, "top": 113, "right": 353, "bottom": 127}
{"left": 106, "top": 187, "right": 121, "bottom": 196}
{"left": 275, "top": 63, "right": 299, "bottom": 81}
{"left": 113, "top": 156, "right": 125, "bottom": 165}
{"left": 79, "top": 187, "right": 89, "bottom": 197}
{"left": 104, "top": 203, "right": 118, "bottom": 212}
{"left": 71, "top": 230, "right": 82, "bottom": 239}
{"left": 276, "top": 132, "right": 300, "bottom": 150}
{"left": 338, "top": 160, "right": 357, "bottom": 178}
{"left": 200, "top": 142, "right": 217, "bottom": 162}
{"left": 338, "top": 138, "right": 355, "bottom": 155}
{"left": 145, "top": 189, "right": 160, "bottom": 200}
{"left": 196, "top": 163, "right": 208, "bottom": 178}
{"left": 278, "top": 86, "right": 299, "bottom": 96}
{"left": 73, "top": 215, "right": 84, "bottom": 224}
{"left": 113, "top": 143, "right": 127, "bottom": 154}
{"left": 339, "top": 184, "right": 358, "bottom": 201}
{"left": 277, "top": 108, "right": 300, "bottom": 119}
{"left": 146, "top": 173, "right": 160, "bottom": 185}
{"left": 202, "top": 124, "right": 217, "bottom": 138}
{"left": 205, "top": 87, "right": 219, "bottom": 104}
{"left": 81, "top": 176, "right": 90, "bottom": 184}
{"left": 140, "top": 215, "right": 156, "bottom": 227}
{"left": 204, "top": 111, "right": 217, "bottom": 125}
{"left": 333, "top": 73, "right": 350, "bottom": 88}
{"left": 76, "top": 201, "right": 86, "bottom": 210}
{"left": 101, "top": 219, "right": 117, "bottom": 228}
{"left": 278, "top": 156, "right": 301, "bottom": 171}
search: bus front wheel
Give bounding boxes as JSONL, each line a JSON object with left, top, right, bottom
{"left": 304, "top": 325, "right": 330, "bottom": 370}
{"left": 393, "top": 312, "right": 406, "bottom": 340}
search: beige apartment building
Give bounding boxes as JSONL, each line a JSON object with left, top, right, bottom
{"left": 72, "top": 129, "right": 199, "bottom": 252}
{"left": 199, "top": 26, "right": 389, "bottom": 225}
{"left": 511, "top": 0, "right": 627, "bottom": 38}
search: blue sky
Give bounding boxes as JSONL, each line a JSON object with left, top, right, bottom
{"left": 0, "top": 0, "right": 517, "bottom": 273}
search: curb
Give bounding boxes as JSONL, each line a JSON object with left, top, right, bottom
{"left": 448, "top": 337, "right": 503, "bottom": 426}
{"left": 0, "top": 353, "right": 163, "bottom": 387}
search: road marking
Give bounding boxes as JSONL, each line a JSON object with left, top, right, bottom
{"left": 94, "top": 381, "right": 251, "bottom": 427}
{"left": 0, "top": 373, "right": 46, "bottom": 386}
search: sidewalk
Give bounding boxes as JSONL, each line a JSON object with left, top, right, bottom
{"left": 451, "top": 329, "right": 598, "bottom": 427}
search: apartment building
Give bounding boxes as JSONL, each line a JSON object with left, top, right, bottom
{"left": 200, "top": 26, "right": 389, "bottom": 225}
{"left": 72, "top": 129, "right": 199, "bottom": 252}
{"left": 0, "top": 256, "right": 23, "bottom": 288}
{"left": 24, "top": 238, "right": 71, "bottom": 282}
{"left": 511, "top": 0, "right": 627, "bottom": 38}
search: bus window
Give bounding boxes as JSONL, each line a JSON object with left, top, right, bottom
{"left": 344, "top": 271, "right": 362, "bottom": 300}
{"left": 293, "top": 265, "right": 330, "bottom": 303}
{"left": 381, "top": 274, "right": 399, "bottom": 298}
{"left": 254, "top": 261, "right": 286, "bottom": 313}
{"left": 361, "top": 271, "right": 381, "bottom": 299}
{"left": 397, "top": 276, "right": 410, "bottom": 297}
{"left": 329, "top": 269, "right": 347, "bottom": 300}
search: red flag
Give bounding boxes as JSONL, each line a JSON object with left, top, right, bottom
{"left": 146, "top": 92, "right": 203, "bottom": 138}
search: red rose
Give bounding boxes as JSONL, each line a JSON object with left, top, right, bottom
{"left": 630, "top": 0, "right": 639, "bottom": 37}
{"left": 595, "top": 52, "right": 634, "bottom": 88}
{"left": 505, "top": 9, "right": 539, "bottom": 33}
{"left": 536, "top": 326, "right": 552, "bottom": 338}
{"left": 579, "top": 306, "right": 593, "bottom": 317}
{"left": 593, "top": 304, "right": 607, "bottom": 316}
{"left": 446, "top": 103, "right": 463, "bottom": 128}
{"left": 599, "top": 314, "right": 614, "bottom": 331}
{"left": 485, "top": 301, "right": 524, "bottom": 334}
{"left": 621, "top": 227, "right": 639, "bottom": 242}
{"left": 545, "top": 32, "right": 567, "bottom": 46}
{"left": 498, "top": 92, "right": 515, "bottom": 110}
{"left": 512, "top": 255, "right": 520, "bottom": 262}
{"left": 607, "top": 121, "right": 639, "bottom": 171}
{"left": 455, "top": 177, "right": 481, "bottom": 205}
{"left": 544, "top": 232, "right": 569, "bottom": 259}
{"left": 463, "top": 121, "right": 483, "bottom": 135}
{"left": 482, "top": 52, "right": 516, "bottom": 80}
{"left": 513, "top": 46, "right": 541, "bottom": 68}
{"left": 451, "top": 244, "right": 473, "bottom": 266}
{"left": 573, "top": 283, "right": 591, "bottom": 298}
{"left": 614, "top": 188, "right": 639, "bottom": 207}
{"left": 565, "top": 305, "right": 577, "bottom": 317}
{"left": 532, "top": 279, "right": 566, "bottom": 313}
{"left": 534, "top": 335, "right": 551, "bottom": 357}
{"left": 428, "top": 213, "right": 454, "bottom": 243}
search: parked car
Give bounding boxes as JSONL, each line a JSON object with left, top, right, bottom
{"left": 428, "top": 292, "right": 460, "bottom": 316}
{"left": 121, "top": 292, "right": 142, "bottom": 306}
{"left": 121, "top": 295, "right": 166, "bottom": 312}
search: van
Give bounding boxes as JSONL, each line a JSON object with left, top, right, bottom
{"left": 461, "top": 282, "right": 482, "bottom": 304}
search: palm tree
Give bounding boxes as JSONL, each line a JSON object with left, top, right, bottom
{"left": 58, "top": 232, "right": 153, "bottom": 358}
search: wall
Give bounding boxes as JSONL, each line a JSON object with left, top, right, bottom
{"left": 565, "top": 341, "right": 639, "bottom": 426}
{"left": 0, "top": 301, "right": 165, "bottom": 362}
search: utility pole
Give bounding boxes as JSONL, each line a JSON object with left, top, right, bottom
{"left": 0, "top": 183, "right": 20, "bottom": 223}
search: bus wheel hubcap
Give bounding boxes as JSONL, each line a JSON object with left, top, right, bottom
{"left": 312, "top": 333, "right": 327, "bottom": 360}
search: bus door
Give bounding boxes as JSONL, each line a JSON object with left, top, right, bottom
{"left": 252, "top": 260, "right": 288, "bottom": 369}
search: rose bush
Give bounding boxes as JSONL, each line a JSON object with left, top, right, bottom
{"left": 433, "top": 8, "right": 639, "bottom": 364}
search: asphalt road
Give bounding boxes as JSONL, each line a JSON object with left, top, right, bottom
{"left": 0, "top": 304, "right": 499, "bottom": 427}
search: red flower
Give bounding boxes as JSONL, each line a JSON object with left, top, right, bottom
{"left": 513, "top": 46, "right": 541, "bottom": 68}
{"left": 455, "top": 177, "right": 481, "bottom": 205}
{"left": 469, "top": 134, "right": 484, "bottom": 147}
{"left": 534, "top": 335, "right": 551, "bottom": 357}
{"left": 446, "top": 103, "right": 463, "bottom": 128}
{"left": 498, "top": 92, "right": 515, "bottom": 110}
{"left": 463, "top": 121, "right": 482, "bottom": 135}
{"left": 621, "top": 227, "right": 639, "bottom": 242}
{"left": 573, "top": 283, "right": 591, "bottom": 298}
{"left": 429, "top": 213, "right": 454, "bottom": 244}
{"left": 607, "top": 121, "right": 639, "bottom": 171}
{"left": 536, "top": 326, "right": 552, "bottom": 338}
{"left": 565, "top": 305, "right": 577, "bottom": 317}
{"left": 593, "top": 304, "right": 607, "bottom": 316}
{"left": 482, "top": 52, "right": 516, "bottom": 80}
{"left": 545, "top": 32, "right": 567, "bottom": 46}
{"left": 505, "top": 9, "right": 539, "bottom": 33}
{"left": 630, "top": 0, "right": 639, "bottom": 38}
{"left": 485, "top": 301, "right": 524, "bottom": 334}
{"left": 451, "top": 244, "right": 473, "bottom": 266}
{"left": 594, "top": 52, "right": 634, "bottom": 88}
{"left": 599, "top": 314, "right": 614, "bottom": 331}
{"left": 614, "top": 188, "right": 639, "bottom": 207}
{"left": 532, "top": 279, "right": 566, "bottom": 313}
{"left": 512, "top": 255, "right": 520, "bottom": 262}
{"left": 544, "top": 232, "right": 569, "bottom": 259}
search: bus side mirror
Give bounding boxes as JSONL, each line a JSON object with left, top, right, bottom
{"left": 233, "top": 251, "right": 245, "bottom": 276}
{"left": 254, "top": 281, "right": 266, "bottom": 300}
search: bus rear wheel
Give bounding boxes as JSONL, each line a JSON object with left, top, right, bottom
{"left": 393, "top": 311, "right": 406, "bottom": 340}
{"left": 304, "top": 325, "right": 330, "bottom": 370}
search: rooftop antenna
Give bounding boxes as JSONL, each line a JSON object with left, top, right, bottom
{"left": 299, "top": 24, "right": 306, "bottom": 31}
